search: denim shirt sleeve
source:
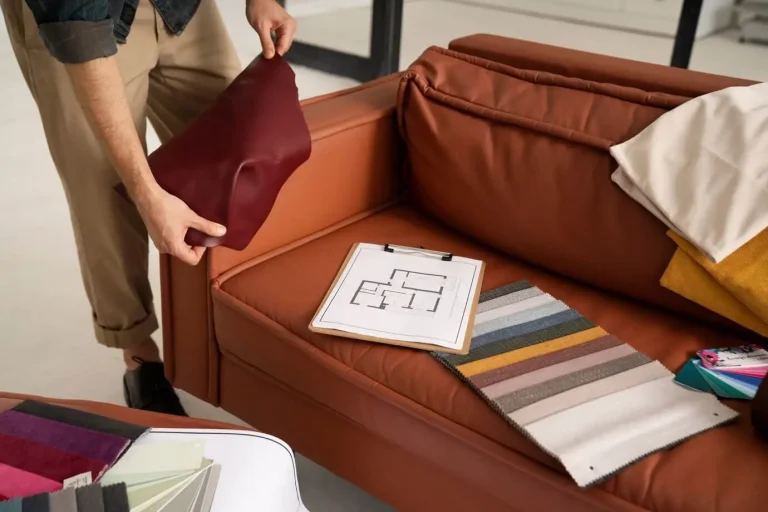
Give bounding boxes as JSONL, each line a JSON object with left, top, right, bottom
{"left": 24, "top": 0, "right": 117, "bottom": 64}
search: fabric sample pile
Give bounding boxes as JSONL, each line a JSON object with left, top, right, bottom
{"left": 610, "top": 82, "right": 768, "bottom": 338}
{"left": 0, "top": 401, "right": 147, "bottom": 509}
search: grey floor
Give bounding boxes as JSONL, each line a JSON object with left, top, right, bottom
{"left": 1, "top": 1, "right": 767, "bottom": 510}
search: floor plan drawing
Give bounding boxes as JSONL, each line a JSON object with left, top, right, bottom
{"left": 312, "top": 243, "right": 484, "bottom": 350}
{"left": 351, "top": 269, "right": 458, "bottom": 317}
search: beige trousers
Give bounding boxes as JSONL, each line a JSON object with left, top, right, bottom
{"left": 1, "top": 0, "right": 241, "bottom": 348}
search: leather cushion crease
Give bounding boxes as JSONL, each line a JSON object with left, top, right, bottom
{"left": 117, "top": 55, "right": 312, "bottom": 250}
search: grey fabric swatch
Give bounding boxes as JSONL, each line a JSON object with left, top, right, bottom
{"left": 478, "top": 286, "right": 545, "bottom": 314}
{"left": 101, "top": 484, "right": 129, "bottom": 512}
{"left": 497, "top": 352, "right": 654, "bottom": 413}
{"left": 20, "top": 492, "right": 48, "bottom": 512}
{"left": 473, "top": 304, "right": 578, "bottom": 343}
{"left": 479, "top": 281, "right": 533, "bottom": 303}
{"left": 48, "top": 489, "right": 77, "bottom": 512}
{"left": 0, "top": 499, "right": 22, "bottom": 512}
{"left": 75, "top": 485, "right": 104, "bottom": 512}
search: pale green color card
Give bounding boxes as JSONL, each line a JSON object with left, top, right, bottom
{"left": 102, "top": 440, "right": 205, "bottom": 486}
{"left": 128, "top": 460, "right": 212, "bottom": 512}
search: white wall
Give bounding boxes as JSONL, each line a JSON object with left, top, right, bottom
{"left": 441, "top": 0, "right": 735, "bottom": 38}
{"left": 284, "top": 0, "right": 372, "bottom": 17}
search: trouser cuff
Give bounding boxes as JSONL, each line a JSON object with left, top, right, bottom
{"left": 94, "top": 309, "right": 159, "bottom": 349}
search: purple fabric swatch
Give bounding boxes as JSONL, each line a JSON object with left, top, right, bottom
{"left": 0, "top": 433, "right": 107, "bottom": 483}
{"left": 0, "top": 411, "right": 129, "bottom": 466}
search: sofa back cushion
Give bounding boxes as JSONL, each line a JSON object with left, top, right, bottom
{"left": 396, "top": 44, "right": 739, "bottom": 322}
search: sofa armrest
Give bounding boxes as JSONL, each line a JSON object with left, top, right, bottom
{"left": 161, "top": 74, "right": 404, "bottom": 404}
{"left": 449, "top": 34, "right": 755, "bottom": 98}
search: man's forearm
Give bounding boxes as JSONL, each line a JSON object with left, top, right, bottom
{"left": 65, "top": 56, "right": 160, "bottom": 204}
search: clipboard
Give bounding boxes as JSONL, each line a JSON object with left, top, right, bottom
{"left": 309, "top": 243, "right": 485, "bottom": 355}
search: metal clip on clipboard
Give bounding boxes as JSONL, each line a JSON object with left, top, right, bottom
{"left": 383, "top": 244, "right": 454, "bottom": 261}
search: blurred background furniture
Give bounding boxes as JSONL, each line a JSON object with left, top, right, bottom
{"left": 458, "top": 0, "right": 732, "bottom": 38}
{"left": 276, "top": 0, "right": 733, "bottom": 77}
{"left": 276, "top": 0, "right": 403, "bottom": 81}
{"left": 736, "top": 0, "right": 768, "bottom": 44}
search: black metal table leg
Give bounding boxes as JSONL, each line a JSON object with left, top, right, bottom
{"left": 276, "top": 0, "right": 404, "bottom": 82}
{"left": 670, "top": 0, "right": 704, "bottom": 68}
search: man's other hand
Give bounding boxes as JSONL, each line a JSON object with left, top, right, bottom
{"left": 136, "top": 187, "right": 226, "bottom": 266}
{"left": 246, "top": 0, "right": 296, "bottom": 59}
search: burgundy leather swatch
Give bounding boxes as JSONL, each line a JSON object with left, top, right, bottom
{"left": 0, "top": 433, "right": 107, "bottom": 483}
{"left": 0, "top": 411, "right": 129, "bottom": 466}
{"left": 117, "top": 55, "right": 311, "bottom": 250}
{"left": 0, "top": 463, "right": 61, "bottom": 501}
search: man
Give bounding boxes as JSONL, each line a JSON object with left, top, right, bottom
{"left": 1, "top": 0, "right": 296, "bottom": 415}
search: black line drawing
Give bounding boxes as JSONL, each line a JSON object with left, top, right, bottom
{"left": 351, "top": 269, "right": 457, "bottom": 317}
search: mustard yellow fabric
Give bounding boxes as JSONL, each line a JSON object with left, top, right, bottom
{"left": 457, "top": 327, "right": 607, "bottom": 377}
{"left": 661, "top": 229, "right": 768, "bottom": 337}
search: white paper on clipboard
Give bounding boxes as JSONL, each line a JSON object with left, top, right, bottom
{"left": 312, "top": 243, "right": 483, "bottom": 350}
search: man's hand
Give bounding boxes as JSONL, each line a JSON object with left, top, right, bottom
{"left": 246, "top": 0, "right": 296, "bottom": 58}
{"left": 135, "top": 186, "right": 226, "bottom": 266}
{"left": 66, "top": 56, "right": 222, "bottom": 267}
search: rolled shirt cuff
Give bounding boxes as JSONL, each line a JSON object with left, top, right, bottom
{"left": 39, "top": 20, "right": 117, "bottom": 64}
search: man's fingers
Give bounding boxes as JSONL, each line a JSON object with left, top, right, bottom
{"left": 275, "top": 21, "right": 296, "bottom": 56}
{"left": 258, "top": 25, "right": 276, "bottom": 59}
{"left": 192, "top": 246, "right": 207, "bottom": 262}
{"left": 189, "top": 214, "right": 226, "bottom": 238}
{"left": 175, "top": 245, "right": 203, "bottom": 266}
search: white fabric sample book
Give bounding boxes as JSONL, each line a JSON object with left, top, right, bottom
{"left": 129, "top": 429, "right": 309, "bottom": 512}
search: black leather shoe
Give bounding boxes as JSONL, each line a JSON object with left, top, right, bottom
{"left": 123, "top": 359, "right": 187, "bottom": 417}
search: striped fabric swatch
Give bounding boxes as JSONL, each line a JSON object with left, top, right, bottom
{"left": 434, "top": 281, "right": 739, "bottom": 487}
{"left": 0, "top": 411, "right": 130, "bottom": 466}
{"left": 0, "top": 434, "right": 108, "bottom": 484}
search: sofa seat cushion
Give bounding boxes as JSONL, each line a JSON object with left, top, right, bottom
{"left": 215, "top": 205, "right": 767, "bottom": 511}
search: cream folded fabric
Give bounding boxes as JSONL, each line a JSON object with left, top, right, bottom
{"left": 610, "top": 82, "right": 768, "bottom": 263}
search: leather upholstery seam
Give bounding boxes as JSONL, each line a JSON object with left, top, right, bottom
{"left": 404, "top": 72, "right": 613, "bottom": 151}
{"left": 427, "top": 46, "right": 688, "bottom": 108}
{"left": 300, "top": 72, "right": 401, "bottom": 107}
{"left": 310, "top": 108, "right": 396, "bottom": 144}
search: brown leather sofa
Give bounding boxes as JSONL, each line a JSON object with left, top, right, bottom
{"left": 162, "top": 35, "right": 768, "bottom": 511}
